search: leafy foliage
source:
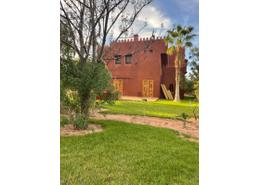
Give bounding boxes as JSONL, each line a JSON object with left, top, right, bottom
{"left": 192, "top": 106, "right": 199, "bottom": 120}
{"left": 61, "top": 89, "right": 81, "bottom": 113}
{"left": 60, "top": 116, "right": 70, "bottom": 127}
{"left": 98, "top": 90, "right": 120, "bottom": 105}
{"left": 189, "top": 47, "right": 199, "bottom": 82}
{"left": 61, "top": 59, "right": 115, "bottom": 124}
{"left": 73, "top": 114, "right": 88, "bottom": 129}
{"left": 181, "top": 78, "right": 194, "bottom": 94}
{"left": 187, "top": 47, "right": 199, "bottom": 100}
{"left": 60, "top": 51, "right": 118, "bottom": 129}
{"left": 179, "top": 112, "right": 189, "bottom": 128}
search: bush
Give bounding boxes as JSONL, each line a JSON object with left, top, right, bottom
{"left": 73, "top": 114, "right": 88, "bottom": 129}
{"left": 194, "top": 81, "right": 199, "bottom": 101}
{"left": 182, "top": 78, "right": 194, "bottom": 95}
{"left": 192, "top": 107, "right": 199, "bottom": 120}
{"left": 61, "top": 60, "right": 114, "bottom": 122}
{"left": 61, "top": 89, "right": 81, "bottom": 114}
{"left": 98, "top": 90, "right": 119, "bottom": 104}
{"left": 60, "top": 116, "right": 69, "bottom": 127}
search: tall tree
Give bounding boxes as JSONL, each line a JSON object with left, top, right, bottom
{"left": 188, "top": 47, "right": 199, "bottom": 82}
{"left": 60, "top": 0, "right": 152, "bottom": 126}
{"left": 188, "top": 47, "right": 199, "bottom": 100}
{"left": 164, "top": 25, "right": 196, "bottom": 101}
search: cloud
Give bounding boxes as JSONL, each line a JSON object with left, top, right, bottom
{"left": 137, "top": 5, "right": 172, "bottom": 29}
{"left": 109, "top": 4, "right": 173, "bottom": 40}
{"left": 131, "top": 5, "right": 173, "bottom": 37}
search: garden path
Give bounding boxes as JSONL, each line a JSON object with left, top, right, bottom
{"left": 91, "top": 111, "right": 199, "bottom": 141}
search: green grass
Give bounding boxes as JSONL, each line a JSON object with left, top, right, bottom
{"left": 101, "top": 99, "right": 199, "bottom": 119}
{"left": 61, "top": 120, "right": 199, "bottom": 185}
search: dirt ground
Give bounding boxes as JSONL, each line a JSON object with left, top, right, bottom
{"left": 60, "top": 124, "right": 103, "bottom": 136}
{"left": 91, "top": 111, "right": 199, "bottom": 141}
{"left": 120, "top": 96, "right": 158, "bottom": 101}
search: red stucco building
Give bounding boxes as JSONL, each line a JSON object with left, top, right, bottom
{"left": 104, "top": 34, "right": 186, "bottom": 99}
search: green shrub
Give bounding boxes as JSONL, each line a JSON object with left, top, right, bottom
{"left": 61, "top": 60, "right": 115, "bottom": 125}
{"left": 98, "top": 89, "right": 119, "bottom": 104}
{"left": 192, "top": 107, "right": 199, "bottom": 120}
{"left": 60, "top": 116, "right": 69, "bottom": 127}
{"left": 73, "top": 114, "right": 88, "bottom": 129}
{"left": 179, "top": 112, "right": 189, "bottom": 128}
{"left": 194, "top": 81, "right": 199, "bottom": 101}
{"left": 61, "top": 89, "right": 81, "bottom": 114}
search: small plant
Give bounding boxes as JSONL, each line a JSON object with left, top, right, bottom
{"left": 192, "top": 107, "right": 199, "bottom": 120}
{"left": 73, "top": 114, "right": 88, "bottom": 129}
{"left": 180, "top": 112, "right": 189, "bottom": 128}
{"left": 60, "top": 116, "right": 69, "bottom": 127}
{"left": 98, "top": 89, "right": 119, "bottom": 105}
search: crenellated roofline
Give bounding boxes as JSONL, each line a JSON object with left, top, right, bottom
{"left": 111, "top": 35, "right": 166, "bottom": 44}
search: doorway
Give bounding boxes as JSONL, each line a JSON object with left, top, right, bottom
{"left": 142, "top": 80, "right": 153, "bottom": 97}
{"left": 113, "top": 79, "right": 123, "bottom": 95}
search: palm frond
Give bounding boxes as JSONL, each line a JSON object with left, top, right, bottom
{"left": 187, "top": 26, "right": 194, "bottom": 33}
{"left": 167, "top": 46, "right": 175, "bottom": 55}
{"left": 176, "top": 25, "right": 182, "bottom": 32}
{"left": 164, "top": 36, "right": 169, "bottom": 45}
{"left": 176, "top": 39, "right": 182, "bottom": 46}
{"left": 167, "top": 30, "right": 172, "bottom": 35}
{"left": 170, "top": 31, "right": 179, "bottom": 38}
{"left": 185, "top": 42, "right": 193, "bottom": 47}
{"left": 185, "top": 34, "right": 196, "bottom": 41}
{"left": 164, "top": 35, "right": 174, "bottom": 45}
{"left": 181, "top": 29, "right": 188, "bottom": 36}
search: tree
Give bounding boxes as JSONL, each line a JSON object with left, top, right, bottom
{"left": 188, "top": 47, "right": 199, "bottom": 100}
{"left": 60, "top": 0, "right": 152, "bottom": 127}
{"left": 189, "top": 47, "right": 199, "bottom": 81}
{"left": 164, "top": 25, "right": 196, "bottom": 102}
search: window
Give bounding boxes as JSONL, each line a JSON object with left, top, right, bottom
{"left": 125, "top": 54, "right": 132, "bottom": 64}
{"left": 114, "top": 55, "right": 121, "bottom": 64}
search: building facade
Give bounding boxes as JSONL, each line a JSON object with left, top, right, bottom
{"left": 104, "top": 34, "right": 186, "bottom": 98}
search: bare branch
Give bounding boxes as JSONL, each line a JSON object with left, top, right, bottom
{"left": 114, "top": 1, "right": 152, "bottom": 41}
{"left": 60, "top": 1, "right": 82, "bottom": 58}
{"left": 60, "top": 0, "right": 153, "bottom": 63}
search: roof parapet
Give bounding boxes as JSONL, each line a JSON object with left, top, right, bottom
{"left": 113, "top": 35, "right": 166, "bottom": 44}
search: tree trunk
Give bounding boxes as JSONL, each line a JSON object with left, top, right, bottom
{"left": 174, "top": 46, "right": 181, "bottom": 102}
{"left": 174, "top": 67, "right": 181, "bottom": 102}
{"left": 80, "top": 91, "right": 91, "bottom": 122}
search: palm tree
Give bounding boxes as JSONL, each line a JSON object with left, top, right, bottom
{"left": 164, "top": 25, "right": 196, "bottom": 101}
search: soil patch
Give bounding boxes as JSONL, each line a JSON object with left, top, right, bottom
{"left": 60, "top": 124, "right": 103, "bottom": 136}
{"left": 91, "top": 111, "right": 199, "bottom": 141}
{"left": 120, "top": 96, "right": 158, "bottom": 101}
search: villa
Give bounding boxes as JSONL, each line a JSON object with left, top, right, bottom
{"left": 104, "top": 34, "right": 187, "bottom": 98}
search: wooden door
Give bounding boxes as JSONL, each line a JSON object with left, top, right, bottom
{"left": 113, "top": 79, "right": 123, "bottom": 95}
{"left": 142, "top": 80, "right": 153, "bottom": 97}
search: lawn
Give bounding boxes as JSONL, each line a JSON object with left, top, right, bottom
{"left": 61, "top": 120, "right": 199, "bottom": 185}
{"left": 100, "top": 99, "right": 199, "bottom": 119}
